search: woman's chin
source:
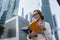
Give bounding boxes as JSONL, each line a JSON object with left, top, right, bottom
{"left": 35, "top": 19, "right": 38, "bottom": 20}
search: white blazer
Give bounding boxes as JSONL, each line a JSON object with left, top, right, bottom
{"left": 44, "top": 22, "right": 53, "bottom": 40}
{"left": 27, "top": 22, "right": 53, "bottom": 40}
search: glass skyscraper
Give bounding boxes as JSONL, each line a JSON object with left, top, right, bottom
{"left": 0, "top": 0, "right": 3, "bottom": 12}
{"left": 41, "top": 0, "right": 54, "bottom": 31}
{"left": 53, "top": 15, "right": 59, "bottom": 40}
{"left": 41, "top": 0, "right": 59, "bottom": 40}
{"left": 0, "top": 0, "right": 19, "bottom": 20}
{"left": 0, "top": 0, "right": 20, "bottom": 39}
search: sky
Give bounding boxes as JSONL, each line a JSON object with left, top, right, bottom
{"left": 18, "top": 0, "right": 42, "bottom": 16}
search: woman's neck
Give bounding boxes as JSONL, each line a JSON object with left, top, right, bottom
{"left": 38, "top": 18, "right": 43, "bottom": 23}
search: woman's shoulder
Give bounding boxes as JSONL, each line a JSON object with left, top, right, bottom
{"left": 44, "top": 21, "right": 50, "bottom": 25}
{"left": 44, "top": 21, "right": 50, "bottom": 27}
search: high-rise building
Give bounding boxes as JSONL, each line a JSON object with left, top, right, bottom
{"left": 25, "top": 14, "right": 28, "bottom": 20}
{"left": 5, "top": 0, "right": 17, "bottom": 20}
{"left": 22, "top": 8, "right": 24, "bottom": 18}
{"left": 53, "top": 15, "right": 59, "bottom": 40}
{"left": 30, "top": 12, "right": 33, "bottom": 22}
{"left": 0, "top": 0, "right": 9, "bottom": 19}
{"left": 28, "top": 12, "right": 33, "bottom": 23}
{"left": 41, "top": 0, "right": 54, "bottom": 31}
{"left": 0, "top": 0, "right": 3, "bottom": 11}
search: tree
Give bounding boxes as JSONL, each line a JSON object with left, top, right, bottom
{"left": 0, "top": 11, "right": 7, "bottom": 38}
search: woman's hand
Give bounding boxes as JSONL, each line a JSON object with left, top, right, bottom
{"left": 37, "top": 22, "right": 46, "bottom": 31}
{"left": 28, "top": 30, "right": 37, "bottom": 37}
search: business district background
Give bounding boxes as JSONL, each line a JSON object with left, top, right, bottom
{"left": 0, "top": 0, "right": 60, "bottom": 40}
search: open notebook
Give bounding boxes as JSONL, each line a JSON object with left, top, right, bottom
{"left": 21, "top": 21, "right": 46, "bottom": 34}
{"left": 21, "top": 26, "right": 32, "bottom": 34}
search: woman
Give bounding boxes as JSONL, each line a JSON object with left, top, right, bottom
{"left": 27, "top": 9, "right": 52, "bottom": 40}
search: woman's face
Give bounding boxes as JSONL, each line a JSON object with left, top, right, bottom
{"left": 33, "top": 11, "right": 40, "bottom": 20}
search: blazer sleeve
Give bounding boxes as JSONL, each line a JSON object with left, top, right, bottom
{"left": 44, "top": 22, "right": 53, "bottom": 40}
